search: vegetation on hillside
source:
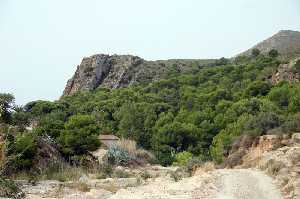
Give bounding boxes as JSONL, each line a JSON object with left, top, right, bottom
{"left": 1, "top": 49, "right": 300, "bottom": 173}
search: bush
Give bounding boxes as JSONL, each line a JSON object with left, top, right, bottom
{"left": 251, "top": 48, "right": 260, "bottom": 57}
{"left": 107, "top": 144, "right": 131, "bottom": 166}
{"left": 37, "top": 162, "right": 86, "bottom": 182}
{"left": 0, "top": 93, "right": 15, "bottom": 123}
{"left": 215, "top": 57, "right": 229, "bottom": 66}
{"left": 6, "top": 133, "right": 37, "bottom": 170}
{"left": 58, "top": 114, "right": 100, "bottom": 156}
{"left": 186, "top": 157, "right": 204, "bottom": 174}
{"left": 169, "top": 171, "right": 182, "bottom": 182}
{"left": 113, "top": 170, "right": 131, "bottom": 178}
{"left": 268, "top": 49, "right": 279, "bottom": 58}
{"left": 0, "top": 177, "right": 24, "bottom": 198}
{"left": 281, "top": 113, "right": 300, "bottom": 133}
{"left": 96, "top": 164, "right": 113, "bottom": 179}
{"left": 295, "top": 59, "right": 300, "bottom": 72}
{"left": 140, "top": 171, "right": 151, "bottom": 180}
{"left": 84, "top": 66, "right": 94, "bottom": 74}
{"left": 172, "top": 151, "right": 193, "bottom": 167}
{"left": 107, "top": 139, "right": 155, "bottom": 166}
{"left": 243, "top": 112, "right": 281, "bottom": 136}
{"left": 265, "top": 159, "right": 283, "bottom": 176}
{"left": 244, "top": 81, "right": 271, "bottom": 97}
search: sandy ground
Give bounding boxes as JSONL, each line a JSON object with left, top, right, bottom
{"left": 216, "top": 169, "right": 283, "bottom": 199}
{"left": 109, "top": 169, "right": 283, "bottom": 199}
{"left": 19, "top": 168, "right": 283, "bottom": 199}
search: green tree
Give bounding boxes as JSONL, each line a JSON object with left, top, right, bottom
{"left": 244, "top": 81, "right": 271, "bottom": 97}
{"left": 295, "top": 59, "right": 300, "bottom": 72}
{"left": 267, "top": 84, "right": 290, "bottom": 108}
{"left": 0, "top": 93, "right": 15, "bottom": 123}
{"left": 243, "top": 112, "right": 281, "bottom": 136}
{"left": 11, "top": 106, "right": 31, "bottom": 128}
{"left": 215, "top": 57, "right": 229, "bottom": 66}
{"left": 6, "top": 133, "right": 37, "bottom": 170}
{"left": 268, "top": 49, "right": 279, "bottom": 58}
{"left": 58, "top": 114, "right": 100, "bottom": 156}
{"left": 172, "top": 151, "right": 193, "bottom": 166}
{"left": 36, "top": 111, "right": 66, "bottom": 138}
{"left": 251, "top": 48, "right": 260, "bottom": 57}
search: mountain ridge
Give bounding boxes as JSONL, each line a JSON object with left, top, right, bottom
{"left": 63, "top": 30, "right": 300, "bottom": 96}
{"left": 237, "top": 30, "right": 300, "bottom": 59}
{"left": 62, "top": 54, "right": 215, "bottom": 96}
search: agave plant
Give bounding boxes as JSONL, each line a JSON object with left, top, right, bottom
{"left": 107, "top": 144, "right": 131, "bottom": 165}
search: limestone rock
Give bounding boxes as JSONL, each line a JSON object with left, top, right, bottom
{"left": 62, "top": 54, "right": 215, "bottom": 96}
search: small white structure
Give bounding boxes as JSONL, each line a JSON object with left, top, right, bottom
{"left": 99, "top": 134, "right": 120, "bottom": 148}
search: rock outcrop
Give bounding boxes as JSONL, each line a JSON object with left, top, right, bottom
{"left": 270, "top": 57, "right": 300, "bottom": 84}
{"left": 62, "top": 54, "right": 215, "bottom": 96}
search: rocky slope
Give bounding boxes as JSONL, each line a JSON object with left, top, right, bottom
{"left": 62, "top": 54, "right": 214, "bottom": 96}
{"left": 63, "top": 30, "right": 300, "bottom": 96}
{"left": 238, "top": 30, "right": 300, "bottom": 60}
{"left": 270, "top": 57, "right": 300, "bottom": 84}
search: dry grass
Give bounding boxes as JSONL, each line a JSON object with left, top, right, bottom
{"left": 117, "top": 139, "right": 137, "bottom": 156}
{"left": 265, "top": 159, "right": 284, "bottom": 176}
{"left": 0, "top": 141, "right": 5, "bottom": 170}
{"left": 115, "top": 139, "right": 155, "bottom": 165}
{"left": 99, "top": 183, "right": 120, "bottom": 193}
{"left": 74, "top": 182, "right": 90, "bottom": 192}
{"left": 37, "top": 161, "right": 88, "bottom": 182}
{"left": 194, "top": 162, "right": 215, "bottom": 175}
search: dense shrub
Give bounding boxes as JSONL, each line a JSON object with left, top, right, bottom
{"left": 58, "top": 114, "right": 100, "bottom": 156}
{"left": 172, "top": 151, "right": 193, "bottom": 167}
{"left": 244, "top": 81, "right": 271, "bottom": 97}
{"left": 186, "top": 156, "right": 204, "bottom": 174}
{"left": 7, "top": 54, "right": 298, "bottom": 167}
{"left": 268, "top": 49, "right": 279, "bottom": 58}
{"left": 0, "top": 93, "right": 15, "bottom": 123}
{"left": 251, "top": 48, "right": 261, "bottom": 57}
{"left": 0, "top": 177, "right": 24, "bottom": 198}
{"left": 243, "top": 111, "right": 281, "bottom": 136}
{"left": 281, "top": 113, "right": 300, "bottom": 133}
{"left": 6, "top": 133, "right": 37, "bottom": 170}
{"left": 295, "top": 59, "right": 300, "bottom": 72}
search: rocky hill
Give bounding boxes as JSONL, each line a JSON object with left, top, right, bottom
{"left": 63, "top": 30, "right": 300, "bottom": 96}
{"left": 238, "top": 30, "right": 300, "bottom": 60}
{"left": 63, "top": 54, "right": 215, "bottom": 96}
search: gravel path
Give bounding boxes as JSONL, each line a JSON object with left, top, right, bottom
{"left": 109, "top": 169, "right": 283, "bottom": 199}
{"left": 21, "top": 169, "right": 283, "bottom": 199}
{"left": 216, "top": 169, "right": 283, "bottom": 199}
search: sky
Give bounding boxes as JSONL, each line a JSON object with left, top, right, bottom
{"left": 0, "top": 0, "right": 300, "bottom": 105}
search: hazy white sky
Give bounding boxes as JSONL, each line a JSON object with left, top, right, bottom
{"left": 1, "top": 0, "right": 300, "bottom": 105}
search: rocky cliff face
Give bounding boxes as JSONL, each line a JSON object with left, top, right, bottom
{"left": 63, "top": 54, "right": 214, "bottom": 96}
{"left": 239, "top": 30, "right": 300, "bottom": 60}
{"left": 63, "top": 54, "right": 143, "bottom": 96}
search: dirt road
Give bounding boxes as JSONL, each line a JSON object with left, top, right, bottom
{"left": 216, "top": 169, "right": 283, "bottom": 199}
{"left": 109, "top": 169, "right": 283, "bottom": 199}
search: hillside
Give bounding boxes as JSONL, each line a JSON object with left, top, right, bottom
{"left": 63, "top": 30, "right": 300, "bottom": 96}
{"left": 238, "top": 30, "right": 300, "bottom": 60}
{"left": 2, "top": 30, "right": 300, "bottom": 198}
{"left": 63, "top": 54, "right": 215, "bottom": 96}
